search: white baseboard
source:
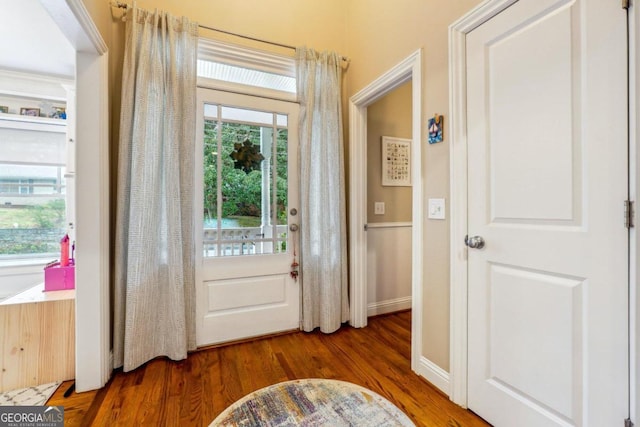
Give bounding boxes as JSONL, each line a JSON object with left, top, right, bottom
{"left": 417, "top": 356, "right": 450, "bottom": 396}
{"left": 367, "top": 296, "right": 412, "bottom": 317}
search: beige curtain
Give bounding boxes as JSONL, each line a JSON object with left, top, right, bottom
{"left": 296, "top": 47, "right": 349, "bottom": 333}
{"left": 114, "top": 7, "right": 198, "bottom": 371}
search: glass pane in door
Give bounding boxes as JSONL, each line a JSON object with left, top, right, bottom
{"left": 202, "top": 103, "right": 289, "bottom": 257}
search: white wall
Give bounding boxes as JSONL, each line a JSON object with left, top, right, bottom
{"left": 366, "top": 223, "right": 412, "bottom": 316}
{"left": 0, "top": 263, "right": 43, "bottom": 301}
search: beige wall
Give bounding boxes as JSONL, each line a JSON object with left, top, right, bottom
{"left": 81, "top": 0, "right": 484, "bottom": 373}
{"left": 80, "top": 0, "right": 113, "bottom": 47}
{"left": 346, "top": 0, "right": 483, "bottom": 370}
{"left": 367, "top": 81, "right": 412, "bottom": 223}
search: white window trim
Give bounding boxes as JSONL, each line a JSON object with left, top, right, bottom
{"left": 0, "top": 79, "right": 72, "bottom": 279}
{"left": 198, "top": 38, "right": 295, "bottom": 76}
{"left": 197, "top": 38, "right": 297, "bottom": 102}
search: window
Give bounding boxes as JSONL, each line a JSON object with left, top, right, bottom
{"left": 197, "top": 38, "right": 296, "bottom": 100}
{"left": 196, "top": 39, "right": 298, "bottom": 258}
{"left": 0, "top": 115, "right": 68, "bottom": 260}
{"left": 201, "top": 102, "right": 290, "bottom": 257}
{"left": 197, "top": 60, "right": 295, "bottom": 94}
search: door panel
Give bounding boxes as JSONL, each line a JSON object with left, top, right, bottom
{"left": 488, "top": 264, "right": 583, "bottom": 420}
{"left": 202, "top": 274, "right": 298, "bottom": 344}
{"left": 488, "top": 4, "right": 578, "bottom": 223}
{"left": 466, "top": 0, "right": 628, "bottom": 425}
{"left": 195, "top": 89, "right": 300, "bottom": 346}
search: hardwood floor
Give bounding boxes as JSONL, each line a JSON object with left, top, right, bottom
{"left": 48, "top": 311, "right": 489, "bottom": 426}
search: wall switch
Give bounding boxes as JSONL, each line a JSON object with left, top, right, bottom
{"left": 374, "top": 202, "right": 385, "bottom": 215}
{"left": 428, "top": 198, "right": 445, "bottom": 220}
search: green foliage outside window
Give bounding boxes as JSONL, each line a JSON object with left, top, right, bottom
{"left": 203, "top": 120, "right": 288, "bottom": 226}
{"left": 0, "top": 199, "right": 66, "bottom": 255}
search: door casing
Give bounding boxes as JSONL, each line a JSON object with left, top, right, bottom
{"left": 348, "top": 50, "right": 427, "bottom": 385}
{"left": 40, "top": 0, "right": 111, "bottom": 392}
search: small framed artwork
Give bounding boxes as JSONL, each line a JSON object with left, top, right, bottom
{"left": 20, "top": 108, "right": 40, "bottom": 117}
{"left": 428, "top": 113, "right": 443, "bottom": 144}
{"left": 382, "top": 136, "right": 411, "bottom": 187}
{"left": 0, "top": 106, "right": 8, "bottom": 114}
{"left": 51, "top": 107, "right": 66, "bottom": 119}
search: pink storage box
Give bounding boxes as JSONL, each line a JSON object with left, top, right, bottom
{"left": 44, "top": 261, "right": 75, "bottom": 291}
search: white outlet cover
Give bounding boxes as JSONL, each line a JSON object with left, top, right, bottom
{"left": 374, "top": 202, "right": 385, "bottom": 215}
{"left": 428, "top": 198, "right": 445, "bottom": 220}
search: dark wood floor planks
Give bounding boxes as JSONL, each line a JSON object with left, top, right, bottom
{"left": 48, "top": 311, "right": 489, "bottom": 426}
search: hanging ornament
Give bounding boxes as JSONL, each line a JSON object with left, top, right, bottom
{"left": 290, "top": 234, "right": 299, "bottom": 281}
{"left": 229, "top": 137, "right": 265, "bottom": 173}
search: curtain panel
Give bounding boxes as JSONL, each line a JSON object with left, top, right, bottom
{"left": 114, "top": 7, "right": 198, "bottom": 372}
{"left": 296, "top": 47, "right": 350, "bottom": 333}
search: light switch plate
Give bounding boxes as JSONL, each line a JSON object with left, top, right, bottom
{"left": 428, "top": 198, "right": 445, "bottom": 220}
{"left": 374, "top": 202, "right": 385, "bottom": 215}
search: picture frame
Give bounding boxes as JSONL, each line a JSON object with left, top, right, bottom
{"left": 428, "top": 114, "right": 444, "bottom": 144}
{"left": 51, "top": 107, "right": 66, "bottom": 119}
{"left": 381, "top": 136, "right": 411, "bottom": 187}
{"left": 20, "top": 108, "right": 40, "bottom": 117}
{"left": 0, "top": 106, "right": 8, "bottom": 114}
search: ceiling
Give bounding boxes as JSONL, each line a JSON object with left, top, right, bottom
{"left": 0, "top": 0, "right": 75, "bottom": 78}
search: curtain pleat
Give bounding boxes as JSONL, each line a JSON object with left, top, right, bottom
{"left": 296, "top": 47, "right": 349, "bottom": 333}
{"left": 114, "top": 7, "right": 198, "bottom": 372}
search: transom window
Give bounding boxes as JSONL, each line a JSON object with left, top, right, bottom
{"left": 197, "top": 60, "right": 295, "bottom": 94}
{"left": 197, "top": 38, "right": 296, "bottom": 100}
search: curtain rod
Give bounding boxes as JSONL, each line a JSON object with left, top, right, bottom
{"left": 110, "top": 2, "right": 350, "bottom": 63}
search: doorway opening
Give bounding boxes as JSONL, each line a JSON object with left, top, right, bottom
{"left": 348, "top": 50, "right": 424, "bottom": 380}
{"left": 365, "top": 82, "right": 413, "bottom": 318}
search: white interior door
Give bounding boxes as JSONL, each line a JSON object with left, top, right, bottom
{"left": 466, "top": 0, "right": 629, "bottom": 425}
{"left": 195, "top": 89, "right": 300, "bottom": 346}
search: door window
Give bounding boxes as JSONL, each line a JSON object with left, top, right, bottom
{"left": 202, "top": 103, "right": 289, "bottom": 257}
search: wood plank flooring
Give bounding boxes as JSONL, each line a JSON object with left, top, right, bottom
{"left": 47, "top": 311, "right": 489, "bottom": 426}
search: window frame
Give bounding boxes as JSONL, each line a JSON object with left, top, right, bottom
{"left": 197, "top": 38, "right": 297, "bottom": 102}
{"left": 0, "top": 73, "right": 73, "bottom": 268}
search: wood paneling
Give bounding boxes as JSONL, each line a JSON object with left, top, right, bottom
{"left": 48, "top": 311, "right": 489, "bottom": 426}
{"left": 0, "top": 285, "right": 75, "bottom": 392}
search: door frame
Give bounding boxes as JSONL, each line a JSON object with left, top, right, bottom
{"left": 348, "top": 50, "right": 423, "bottom": 374}
{"left": 40, "top": 0, "right": 111, "bottom": 392}
{"left": 449, "top": 0, "right": 638, "bottom": 418}
{"left": 631, "top": 0, "right": 639, "bottom": 422}
{"left": 194, "top": 88, "right": 300, "bottom": 346}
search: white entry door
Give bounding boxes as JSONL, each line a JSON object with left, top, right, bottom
{"left": 195, "top": 89, "right": 300, "bottom": 346}
{"left": 466, "top": 0, "right": 629, "bottom": 426}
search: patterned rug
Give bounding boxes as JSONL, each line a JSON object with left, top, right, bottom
{"left": 0, "top": 382, "right": 60, "bottom": 406}
{"left": 210, "top": 379, "right": 415, "bottom": 426}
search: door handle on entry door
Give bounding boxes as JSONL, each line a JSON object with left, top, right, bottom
{"left": 465, "top": 235, "right": 485, "bottom": 249}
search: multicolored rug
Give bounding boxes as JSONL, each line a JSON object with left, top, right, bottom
{"left": 0, "top": 382, "right": 60, "bottom": 406}
{"left": 210, "top": 379, "right": 415, "bottom": 426}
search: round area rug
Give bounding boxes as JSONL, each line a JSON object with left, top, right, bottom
{"left": 210, "top": 379, "right": 415, "bottom": 426}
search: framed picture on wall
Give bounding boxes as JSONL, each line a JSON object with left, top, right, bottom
{"left": 381, "top": 136, "right": 411, "bottom": 186}
{"left": 20, "top": 108, "right": 40, "bottom": 117}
